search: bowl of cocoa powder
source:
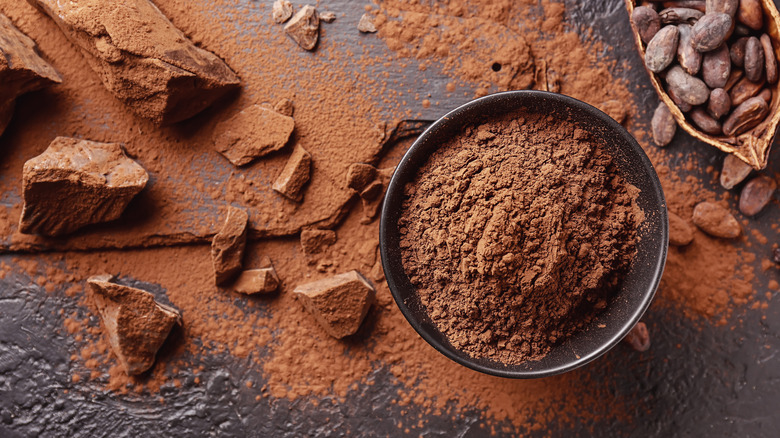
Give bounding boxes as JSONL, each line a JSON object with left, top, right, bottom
{"left": 380, "top": 91, "right": 668, "bottom": 378}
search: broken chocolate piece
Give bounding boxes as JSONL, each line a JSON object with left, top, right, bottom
{"left": 273, "top": 98, "right": 295, "bottom": 117}
{"left": 669, "top": 211, "right": 695, "bottom": 246}
{"left": 19, "top": 137, "right": 149, "bottom": 236}
{"left": 0, "top": 13, "right": 62, "bottom": 137}
{"left": 28, "top": 0, "right": 240, "bottom": 125}
{"left": 211, "top": 206, "right": 248, "bottom": 285}
{"left": 358, "top": 13, "right": 377, "bottom": 33}
{"left": 320, "top": 12, "right": 337, "bottom": 23}
{"left": 272, "top": 0, "right": 294, "bottom": 24}
{"left": 346, "top": 163, "right": 378, "bottom": 191}
{"left": 273, "top": 146, "right": 312, "bottom": 202}
{"left": 213, "top": 105, "right": 295, "bottom": 166}
{"left": 87, "top": 274, "right": 182, "bottom": 375}
{"left": 301, "top": 229, "right": 337, "bottom": 256}
{"left": 293, "top": 270, "right": 376, "bottom": 339}
{"left": 284, "top": 5, "right": 319, "bottom": 51}
{"left": 232, "top": 268, "right": 279, "bottom": 295}
{"left": 692, "top": 201, "right": 741, "bottom": 238}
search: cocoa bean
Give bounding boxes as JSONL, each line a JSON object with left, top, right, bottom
{"left": 692, "top": 201, "right": 741, "bottom": 238}
{"left": 722, "top": 96, "right": 769, "bottom": 136}
{"left": 660, "top": 8, "right": 704, "bottom": 24}
{"left": 691, "top": 13, "right": 733, "bottom": 52}
{"left": 744, "top": 36, "right": 764, "bottom": 82}
{"left": 736, "top": 0, "right": 763, "bottom": 31}
{"left": 733, "top": 24, "right": 752, "bottom": 37}
{"left": 690, "top": 107, "right": 723, "bottom": 134}
{"left": 706, "top": 0, "right": 738, "bottom": 16}
{"left": 662, "top": 1, "right": 706, "bottom": 13}
{"left": 633, "top": 6, "right": 662, "bottom": 44}
{"left": 720, "top": 153, "right": 753, "bottom": 189}
{"left": 730, "top": 37, "right": 749, "bottom": 67}
{"left": 645, "top": 26, "right": 680, "bottom": 72}
{"left": 623, "top": 322, "right": 651, "bottom": 352}
{"left": 666, "top": 65, "right": 710, "bottom": 105}
{"left": 707, "top": 87, "right": 731, "bottom": 118}
{"left": 729, "top": 75, "right": 764, "bottom": 106}
{"left": 677, "top": 24, "right": 702, "bottom": 74}
{"left": 668, "top": 86, "right": 694, "bottom": 111}
{"left": 702, "top": 43, "right": 731, "bottom": 88}
{"left": 739, "top": 175, "right": 777, "bottom": 216}
{"left": 724, "top": 68, "right": 743, "bottom": 91}
{"left": 761, "top": 34, "right": 777, "bottom": 84}
{"left": 758, "top": 88, "right": 772, "bottom": 102}
{"left": 668, "top": 211, "right": 695, "bottom": 246}
{"left": 652, "top": 102, "right": 677, "bottom": 146}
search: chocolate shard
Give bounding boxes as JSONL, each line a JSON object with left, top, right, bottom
{"left": 211, "top": 206, "right": 248, "bottom": 285}
{"left": 293, "top": 270, "right": 376, "bottom": 339}
{"left": 284, "top": 5, "right": 319, "bottom": 51}
{"left": 232, "top": 268, "right": 279, "bottom": 294}
{"left": 19, "top": 137, "right": 149, "bottom": 236}
{"left": 213, "top": 105, "right": 295, "bottom": 166}
{"left": 273, "top": 146, "right": 312, "bottom": 202}
{"left": 272, "top": 0, "right": 294, "bottom": 24}
{"left": 358, "top": 13, "right": 378, "bottom": 33}
{"left": 301, "top": 228, "right": 337, "bottom": 256}
{"left": 28, "top": 0, "right": 240, "bottom": 125}
{"left": 0, "top": 13, "right": 62, "bottom": 136}
{"left": 87, "top": 274, "right": 182, "bottom": 375}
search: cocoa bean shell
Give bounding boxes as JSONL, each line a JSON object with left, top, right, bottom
{"left": 739, "top": 175, "right": 777, "bottom": 216}
{"left": 691, "top": 12, "right": 734, "bottom": 52}
{"left": 744, "top": 36, "right": 765, "bottom": 82}
{"left": 702, "top": 43, "right": 731, "bottom": 88}
{"left": 722, "top": 96, "right": 769, "bottom": 136}
{"left": 645, "top": 25, "right": 681, "bottom": 72}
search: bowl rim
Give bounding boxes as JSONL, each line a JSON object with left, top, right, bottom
{"left": 379, "top": 90, "right": 668, "bottom": 379}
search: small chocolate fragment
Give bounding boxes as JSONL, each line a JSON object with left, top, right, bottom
{"left": 736, "top": 0, "right": 763, "bottom": 31}
{"left": 623, "top": 322, "right": 651, "bottom": 352}
{"left": 293, "top": 270, "right": 376, "bottom": 339}
{"left": 19, "top": 137, "right": 149, "bottom": 236}
{"left": 358, "top": 13, "right": 378, "bottom": 33}
{"left": 273, "top": 146, "right": 312, "bottom": 202}
{"left": 739, "top": 175, "right": 776, "bottom": 216}
{"left": 232, "top": 268, "right": 279, "bottom": 295}
{"left": 730, "top": 37, "right": 748, "bottom": 67}
{"left": 692, "top": 201, "right": 741, "bottom": 238}
{"left": 273, "top": 98, "right": 295, "bottom": 117}
{"left": 690, "top": 107, "right": 722, "bottom": 134}
{"left": 272, "top": 0, "right": 294, "bottom": 24}
{"left": 707, "top": 88, "right": 731, "bottom": 119}
{"left": 87, "top": 275, "right": 182, "bottom": 376}
{"left": 660, "top": 8, "right": 704, "bottom": 24}
{"left": 301, "top": 229, "right": 337, "bottom": 256}
{"left": 346, "top": 163, "right": 378, "bottom": 191}
{"left": 691, "top": 12, "right": 733, "bottom": 52}
{"left": 669, "top": 211, "right": 695, "bottom": 246}
{"left": 319, "top": 12, "right": 337, "bottom": 23}
{"left": 645, "top": 25, "right": 680, "bottom": 72}
{"left": 705, "top": 0, "right": 738, "bottom": 16}
{"left": 666, "top": 65, "right": 709, "bottom": 105}
{"left": 632, "top": 6, "right": 661, "bottom": 43}
{"left": 29, "top": 0, "right": 240, "bottom": 125}
{"left": 652, "top": 102, "right": 677, "bottom": 146}
{"left": 701, "top": 43, "right": 730, "bottom": 88}
{"left": 284, "top": 5, "right": 319, "bottom": 50}
{"left": 211, "top": 206, "right": 248, "bottom": 285}
{"left": 0, "top": 13, "right": 62, "bottom": 137}
{"left": 213, "top": 105, "right": 295, "bottom": 166}
{"left": 744, "top": 37, "right": 764, "bottom": 82}
{"left": 720, "top": 153, "right": 753, "bottom": 189}
{"left": 761, "top": 34, "right": 777, "bottom": 84}
{"left": 677, "top": 24, "right": 702, "bottom": 74}
{"left": 723, "top": 96, "right": 769, "bottom": 136}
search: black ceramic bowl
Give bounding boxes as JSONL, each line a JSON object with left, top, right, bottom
{"left": 379, "top": 91, "right": 668, "bottom": 378}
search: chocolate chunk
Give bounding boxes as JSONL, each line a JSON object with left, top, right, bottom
{"left": 623, "top": 321, "right": 651, "bottom": 352}
{"left": 677, "top": 24, "right": 702, "bottom": 75}
{"left": 273, "top": 98, "right": 295, "bottom": 117}
{"left": 744, "top": 37, "right": 764, "bottom": 82}
{"left": 272, "top": 0, "right": 294, "bottom": 24}
{"left": 691, "top": 13, "right": 733, "bottom": 52}
{"left": 19, "top": 137, "right": 148, "bottom": 236}
{"left": 346, "top": 163, "right": 378, "bottom": 191}
{"left": 31, "top": 0, "right": 240, "bottom": 124}
{"left": 293, "top": 270, "right": 376, "bottom": 339}
{"left": 0, "top": 13, "right": 62, "bottom": 136}
{"left": 736, "top": 0, "right": 763, "bottom": 31}
{"left": 761, "top": 34, "right": 777, "bottom": 84}
{"left": 211, "top": 206, "right": 248, "bottom": 285}
{"left": 701, "top": 43, "right": 730, "bottom": 88}
{"left": 358, "top": 13, "right": 378, "bottom": 33}
{"left": 319, "top": 12, "right": 337, "bottom": 23}
{"left": 720, "top": 154, "right": 753, "bottom": 189}
{"left": 300, "top": 229, "right": 337, "bottom": 256}
{"left": 273, "top": 146, "right": 312, "bottom": 202}
{"left": 739, "top": 175, "right": 776, "bottom": 216}
{"left": 707, "top": 88, "right": 731, "bottom": 119}
{"left": 692, "top": 201, "right": 741, "bottom": 238}
{"left": 232, "top": 268, "right": 279, "bottom": 295}
{"left": 213, "top": 105, "right": 294, "bottom": 166}
{"left": 87, "top": 275, "right": 182, "bottom": 375}
{"left": 652, "top": 102, "right": 677, "bottom": 146}
{"left": 669, "top": 211, "right": 695, "bottom": 246}
{"left": 645, "top": 25, "right": 680, "bottom": 72}
{"left": 632, "top": 6, "right": 661, "bottom": 43}
{"left": 284, "top": 5, "right": 319, "bottom": 50}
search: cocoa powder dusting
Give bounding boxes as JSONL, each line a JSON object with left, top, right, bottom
{"left": 399, "top": 112, "right": 641, "bottom": 364}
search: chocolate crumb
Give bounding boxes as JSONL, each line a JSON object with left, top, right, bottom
{"left": 211, "top": 206, "right": 248, "bottom": 285}
{"left": 273, "top": 146, "right": 312, "bottom": 202}
{"left": 320, "top": 11, "right": 337, "bottom": 23}
{"left": 272, "top": 0, "right": 294, "bottom": 24}
{"left": 358, "top": 13, "right": 377, "bottom": 33}
{"left": 284, "top": 5, "right": 319, "bottom": 51}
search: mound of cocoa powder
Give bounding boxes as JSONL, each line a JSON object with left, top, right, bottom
{"left": 399, "top": 111, "right": 643, "bottom": 364}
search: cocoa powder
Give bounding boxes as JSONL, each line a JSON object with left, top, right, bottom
{"left": 399, "top": 111, "right": 642, "bottom": 364}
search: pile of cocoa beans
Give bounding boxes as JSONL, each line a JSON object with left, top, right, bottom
{"left": 634, "top": 0, "right": 777, "bottom": 146}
